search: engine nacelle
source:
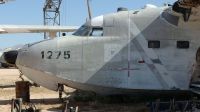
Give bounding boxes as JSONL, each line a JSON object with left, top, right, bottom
{"left": 167, "top": 1, "right": 200, "bottom": 22}
{"left": 178, "top": 0, "right": 200, "bottom": 7}
{"left": 179, "top": 0, "right": 193, "bottom": 3}
{"left": 167, "top": 2, "right": 192, "bottom": 22}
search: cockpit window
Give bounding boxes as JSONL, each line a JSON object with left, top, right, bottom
{"left": 72, "top": 26, "right": 86, "bottom": 36}
{"left": 81, "top": 27, "right": 91, "bottom": 36}
{"left": 72, "top": 26, "right": 92, "bottom": 36}
{"left": 90, "top": 28, "right": 103, "bottom": 36}
{"left": 72, "top": 26, "right": 103, "bottom": 36}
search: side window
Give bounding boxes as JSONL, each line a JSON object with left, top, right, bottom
{"left": 148, "top": 41, "right": 160, "bottom": 48}
{"left": 177, "top": 41, "right": 189, "bottom": 49}
{"left": 90, "top": 28, "right": 103, "bottom": 36}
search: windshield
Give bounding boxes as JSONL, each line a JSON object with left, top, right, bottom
{"left": 72, "top": 26, "right": 85, "bottom": 36}
{"left": 72, "top": 26, "right": 103, "bottom": 36}
{"left": 72, "top": 26, "right": 91, "bottom": 36}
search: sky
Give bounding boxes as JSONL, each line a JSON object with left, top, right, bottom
{"left": 0, "top": 0, "right": 175, "bottom": 49}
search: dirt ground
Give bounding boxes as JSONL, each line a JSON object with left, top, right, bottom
{"left": 0, "top": 69, "right": 151, "bottom": 112}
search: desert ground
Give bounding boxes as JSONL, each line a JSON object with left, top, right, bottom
{"left": 0, "top": 69, "right": 151, "bottom": 112}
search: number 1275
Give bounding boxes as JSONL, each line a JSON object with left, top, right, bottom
{"left": 41, "top": 51, "right": 70, "bottom": 59}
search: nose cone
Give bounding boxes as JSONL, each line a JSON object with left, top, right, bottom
{"left": 3, "top": 50, "right": 18, "bottom": 64}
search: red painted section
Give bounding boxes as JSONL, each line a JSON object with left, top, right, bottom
{"left": 118, "top": 68, "right": 140, "bottom": 71}
{"left": 128, "top": 61, "right": 130, "bottom": 77}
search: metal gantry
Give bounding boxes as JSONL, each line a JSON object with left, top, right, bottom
{"left": 43, "top": 0, "right": 62, "bottom": 39}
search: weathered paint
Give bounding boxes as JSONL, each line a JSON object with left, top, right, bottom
{"left": 15, "top": 2, "right": 200, "bottom": 95}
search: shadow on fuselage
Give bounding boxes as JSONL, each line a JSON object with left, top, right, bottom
{"left": 84, "top": 9, "right": 199, "bottom": 95}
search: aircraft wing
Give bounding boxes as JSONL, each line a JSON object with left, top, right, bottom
{"left": 0, "top": 0, "right": 15, "bottom": 4}
{"left": 0, "top": 47, "right": 12, "bottom": 65}
{"left": 169, "top": 0, "right": 200, "bottom": 22}
{"left": 1, "top": 0, "right": 15, "bottom": 2}
{"left": 0, "top": 25, "right": 79, "bottom": 34}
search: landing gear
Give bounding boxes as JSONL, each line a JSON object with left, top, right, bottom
{"left": 58, "top": 84, "right": 69, "bottom": 101}
{"left": 58, "top": 84, "right": 64, "bottom": 99}
{"left": 18, "top": 70, "right": 24, "bottom": 81}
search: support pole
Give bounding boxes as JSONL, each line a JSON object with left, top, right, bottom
{"left": 169, "top": 99, "right": 174, "bottom": 111}
{"left": 11, "top": 99, "right": 14, "bottom": 112}
{"left": 183, "top": 101, "right": 188, "bottom": 112}
{"left": 155, "top": 99, "right": 160, "bottom": 112}
{"left": 18, "top": 98, "right": 22, "bottom": 112}
{"left": 75, "top": 106, "right": 78, "bottom": 112}
{"left": 62, "top": 100, "right": 69, "bottom": 112}
{"left": 58, "top": 84, "right": 64, "bottom": 99}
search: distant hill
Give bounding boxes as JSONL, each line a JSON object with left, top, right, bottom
{"left": 1, "top": 44, "right": 23, "bottom": 51}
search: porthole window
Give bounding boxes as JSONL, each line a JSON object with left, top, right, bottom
{"left": 148, "top": 41, "right": 160, "bottom": 48}
{"left": 177, "top": 41, "right": 189, "bottom": 49}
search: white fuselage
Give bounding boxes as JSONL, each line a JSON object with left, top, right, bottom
{"left": 16, "top": 6, "right": 200, "bottom": 95}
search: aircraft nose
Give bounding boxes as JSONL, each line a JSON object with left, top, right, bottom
{"left": 3, "top": 50, "right": 18, "bottom": 65}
